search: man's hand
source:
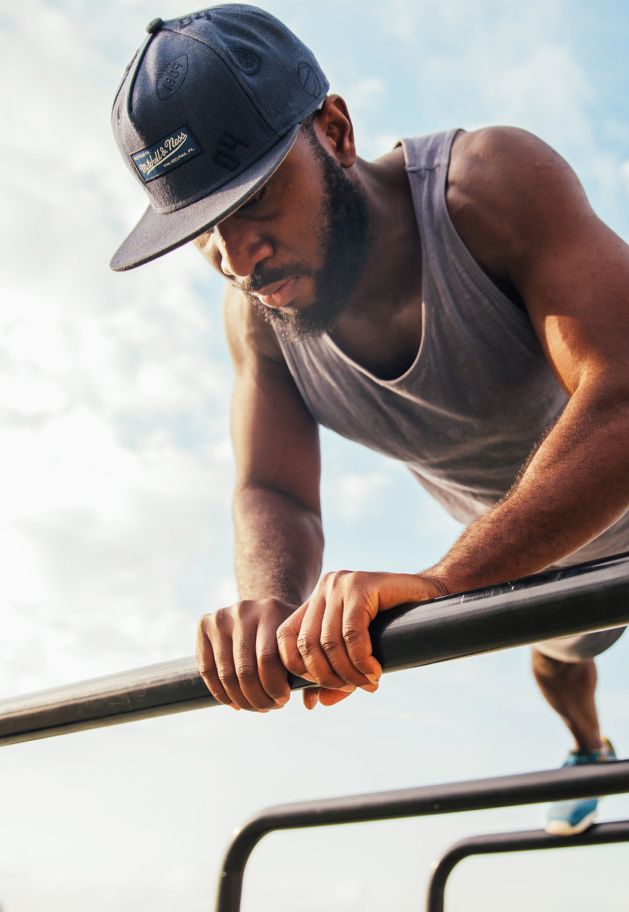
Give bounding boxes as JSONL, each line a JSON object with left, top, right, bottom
{"left": 196, "top": 599, "right": 297, "bottom": 711}
{"left": 276, "top": 571, "right": 448, "bottom": 709}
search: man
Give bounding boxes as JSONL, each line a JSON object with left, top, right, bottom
{"left": 110, "top": 6, "right": 628, "bottom": 836}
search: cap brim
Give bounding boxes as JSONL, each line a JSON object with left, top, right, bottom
{"left": 110, "top": 126, "right": 300, "bottom": 272}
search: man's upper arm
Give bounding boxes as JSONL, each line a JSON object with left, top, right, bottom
{"left": 224, "top": 286, "right": 321, "bottom": 515}
{"left": 448, "top": 126, "right": 629, "bottom": 396}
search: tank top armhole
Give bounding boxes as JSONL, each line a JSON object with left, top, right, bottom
{"left": 435, "top": 130, "right": 535, "bottom": 329}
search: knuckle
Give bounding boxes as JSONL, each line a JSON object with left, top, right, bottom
{"left": 199, "top": 669, "right": 220, "bottom": 694}
{"left": 343, "top": 626, "right": 364, "bottom": 647}
{"left": 201, "top": 612, "right": 219, "bottom": 636}
{"left": 258, "top": 651, "right": 280, "bottom": 671}
{"left": 297, "top": 635, "right": 317, "bottom": 658}
{"left": 213, "top": 607, "right": 229, "bottom": 630}
{"left": 320, "top": 636, "right": 342, "bottom": 656}
{"left": 275, "top": 622, "right": 290, "bottom": 642}
{"left": 198, "top": 613, "right": 211, "bottom": 633}
{"left": 232, "top": 600, "right": 251, "bottom": 623}
{"left": 235, "top": 663, "right": 259, "bottom": 685}
{"left": 219, "top": 669, "right": 240, "bottom": 691}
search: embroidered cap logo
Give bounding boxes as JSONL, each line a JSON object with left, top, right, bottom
{"left": 157, "top": 55, "right": 189, "bottom": 100}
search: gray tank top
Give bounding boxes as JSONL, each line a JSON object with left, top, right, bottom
{"left": 275, "top": 129, "right": 628, "bottom": 566}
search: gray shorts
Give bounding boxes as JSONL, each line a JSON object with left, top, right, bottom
{"left": 534, "top": 625, "right": 626, "bottom": 662}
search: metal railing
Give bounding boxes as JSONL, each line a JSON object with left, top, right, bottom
{"left": 1, "top": 552, "right": 628, "bottom": 746}
{"left": 214, "top": 761, "right": 629, "bottom": 911}
{"left": 426, "top": 819, "right": 629, "bottom": 912}
{"left": 1, "top": 551, "right": 628, "bottom": 910}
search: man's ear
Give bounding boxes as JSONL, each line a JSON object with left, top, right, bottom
{"left": 316, "top": 94, "right": 357, "bottom": 168}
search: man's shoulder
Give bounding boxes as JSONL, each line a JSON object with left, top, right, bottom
{"left": 446, "top": 126, "right": 581, "bottom": 280}
{"left": 449, "top": 125, "right": 570, "bottom": 193}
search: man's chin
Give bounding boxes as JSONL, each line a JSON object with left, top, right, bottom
{"left": 249, "top": 294, "right": 339, "bottom": 342}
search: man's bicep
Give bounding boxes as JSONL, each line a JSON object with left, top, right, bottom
{"left": 515, "top": 210, "right": 629, "bottom": 394}
{"left": 224, "top": 292, "right": 321, "bottom": 515}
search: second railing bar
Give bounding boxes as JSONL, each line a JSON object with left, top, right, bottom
{"left": 426, "top": 819, "right": 629, "bottom": 912}
{"left": 1, "top": 551, "right": 628, "bottom": 746}
{"left": 215, "top": 760, "right": 629, "bottom": 912}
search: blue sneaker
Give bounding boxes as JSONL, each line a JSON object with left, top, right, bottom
{"left": 546, "top": 737, "right": 616, "bottom": 836}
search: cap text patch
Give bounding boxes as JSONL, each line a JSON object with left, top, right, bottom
{"left": 131, "top": 125, "right": 201, "bottom": 182}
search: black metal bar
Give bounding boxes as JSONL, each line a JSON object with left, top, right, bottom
{"left": 214, "top": 760, "right": 629, "bottom": 912}
{"left": 1, "top": 552, "right": 628, "bottom": 746}
{"left": 425, "top": 819, "right": 629, "bottom": 912}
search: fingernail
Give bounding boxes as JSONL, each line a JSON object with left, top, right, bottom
{"left": 229, "top": 703, "right": 241, "bottom": 711}
{"left": 366, "top": 673, "right": 380, "bottom": 685}
{"left": 340, "top": 684, "right": 356, "bottom": 693}
{"left": 276, "top": 696, "right": 289, "bottom": 707}
{"left": 361, "top": 682, "right": 379, "bottom": 693}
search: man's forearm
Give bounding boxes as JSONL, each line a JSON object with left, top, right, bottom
{"left": 427, "top": 382, "right": 629, "bottom": 592}
{"left": 233, "top": 484, "right": 324, "bottom": 604}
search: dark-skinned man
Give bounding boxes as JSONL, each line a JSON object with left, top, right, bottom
{"left": 110, "top": 5, "right": 628, "bottom": 836}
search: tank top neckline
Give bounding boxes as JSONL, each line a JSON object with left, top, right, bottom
{"left": 320, "top": 136, "right": 434, "bottom": 389}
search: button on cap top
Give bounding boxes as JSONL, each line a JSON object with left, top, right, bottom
{"left": 146, "top": 17, "right": 164, "bottom": 34}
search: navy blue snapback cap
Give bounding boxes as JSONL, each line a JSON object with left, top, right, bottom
{"left": 110, "top": 5, "right": 329, "bottom": 271}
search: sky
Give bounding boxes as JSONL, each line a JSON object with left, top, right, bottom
{"left": 0, "top": 1, "right": 628, "bottom": 910}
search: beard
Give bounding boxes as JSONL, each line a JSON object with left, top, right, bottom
{"left": 247, "top": 133, "right": 373, "bottom": 342}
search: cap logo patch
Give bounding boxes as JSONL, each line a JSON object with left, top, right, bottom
{"left": 131, "top": 125, "right": 202, "bottom": 182}
{"left": 298, "top": 62, "right": 321, "bottom": 97}
{"left": 229, "top": 46, "right": 261, "bottom": 75}
{"left": 157, "top": 55, "right": 188, "bottom": 100}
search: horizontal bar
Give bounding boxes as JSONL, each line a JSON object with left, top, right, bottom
{"left": 426, "top": 819, "right": 629, "bottom": 912}
{"left": 1, "top": 551, "right": 627, "bottom": 746}
{"left": 215, "top": 761, "right": 629, "bottom": 912}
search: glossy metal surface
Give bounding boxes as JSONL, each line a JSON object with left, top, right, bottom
{"left": 1, "top": 552, "right": 628, "bottom": 746}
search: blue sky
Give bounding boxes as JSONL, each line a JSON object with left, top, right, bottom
{"left": 0, "top": 1, "right": 628, "bottom": 910}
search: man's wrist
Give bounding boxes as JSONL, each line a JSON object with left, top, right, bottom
{"left": 416, "top": 570, "right": 453, "bottom": 598}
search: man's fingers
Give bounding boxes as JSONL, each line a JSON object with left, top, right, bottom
{"left": 342, "top": 595, "right": 382, "bottom": 682}
{"left": 276, "top": 603, "right": 309, "bottom": 675}
{"left": 295, "top": 597, "right": 351, "bottom": 689}
{"left": 256, "top": 622, "right": 290, "bottom": 706}
{"left": 211, "top": 610, "right": 266, "bottom": 712}
{"left": 318, "top": 688, "right": 355, "bottom": 707}
{"left": 302, "top": 686, "right": 355, "bottom": 709}
{"left": 231, "top": 625, "right": 280, "bottom": 711}
{"left": 302, "top": 687, "right": 319, "bottom": 710}
{"left": 196, "top": 619, "right": 241, "bottom": 710}
{"left": 320, "top": 594, "right": 379, "bottom": 690}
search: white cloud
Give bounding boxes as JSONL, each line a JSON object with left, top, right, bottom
{"left": 0, "top": 3, "right": 236, "bottom": 693}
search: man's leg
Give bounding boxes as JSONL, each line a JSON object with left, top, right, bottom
{"left": 531, "top": 638, "right": 621, "bottom": 835}
{"left": 531, "top": 649, "right": 602, "bottom": 752}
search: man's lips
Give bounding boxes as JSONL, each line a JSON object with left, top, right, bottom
{"left": 254, "top": 277, "right": 298, "bottom": 308}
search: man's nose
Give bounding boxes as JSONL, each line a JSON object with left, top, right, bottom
{"left": 214, "top": 218, "right": 274, "bottom": 280}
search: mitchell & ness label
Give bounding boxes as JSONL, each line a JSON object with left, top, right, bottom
{"left": 131, "top": 125, "right": 201, "bottom": 182}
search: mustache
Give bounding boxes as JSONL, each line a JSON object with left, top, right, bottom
{"left": 237, "top": 264, "right": 311, "bottom": 294}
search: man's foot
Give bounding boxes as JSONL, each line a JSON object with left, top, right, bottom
{"left": 546, "top": 737, "right": 616, "bottom": 836}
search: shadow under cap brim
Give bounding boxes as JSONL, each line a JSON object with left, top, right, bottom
{"left": 110, "top": 125, "right": 300, "bottom": 272}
